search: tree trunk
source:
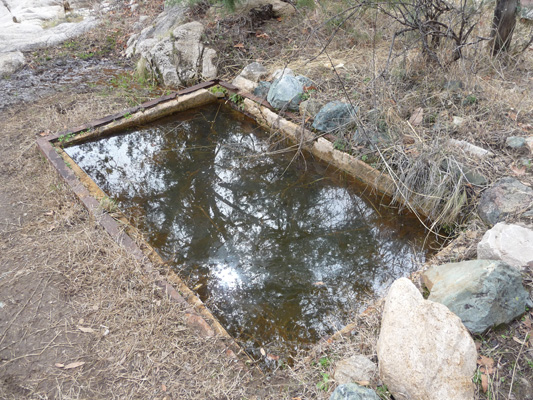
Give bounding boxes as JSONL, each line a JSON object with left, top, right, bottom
{"left": 490, "top": 0, "right": 518, "bottom": 55}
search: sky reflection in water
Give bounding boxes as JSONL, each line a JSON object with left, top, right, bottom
{"left": 66, "top": 104, "right": 431, "bottom": 356}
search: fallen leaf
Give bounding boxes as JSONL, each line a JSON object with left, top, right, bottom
{"left": 77, "top": 325, "right": 95, "bottom": 333}
{"left": 513, "top": 336, "right": 526, "bottom": 345}
{"left": 233, "top": 43, "right": 245, "bottom": 48}
{"left": 508, "top": 112, "right": 518, "bottom": 121}
{"left": 409, "top": 108, "right": 424, "bottom": 126}
{"left": 510, "top": 163, "right": 526, "bottom": 176}
{"left": 402, "top": 135, "right": 416, "bottom": 145}
{"left": 255, "top": 32, "right": 269, "bottom": 39}
{"left": 518, "top": 122, "right": 533, "bottom": 131}
{"left": 266, "top": 353, "right": 279, "bottom": 361}
{"left": 481, "top": 373, "right": 488, "bottom": 393}
{"left": 64, "top": 361, "right": 85, "bottom": 369}
{"left": 477, "top": 355, "right": 495, "bottom": 373}
{"left": 55, "top": 363, "right": 65, "bottom": 368}
{"left": 260, "top": 348, "right": 266, "bottom": 357}
{"left": 276, "top": 17, "right": 283, "bottom": 21}
{"left": 355, "top": 380, "right": 370, "bottom": 386}
{"left": 162, "top": 383, "right": 167, "bottom": 392}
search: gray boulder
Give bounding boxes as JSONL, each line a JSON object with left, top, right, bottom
{"left": 334, "top": 355, "right": 377, "bottom": 385}
{"left": 423, "top": 260, "right": 529, "bottom": 334}
{"left": 253, "top": 81, "right": 271, "bottom": 98}
{"left": 330, "top": 383, "right": 380, "bottom": 400}
{"left": 377, "top": 278, "right": 477, "bottom": 400}
{"left": 312, "top": 101, "right": 357, "bottom": 133}
{"left": 267, "top": 75, "right": 304, "bottom": 111}
{"left": 239, "top": 62, "right": 268, "bottom": 82}
{"left": 0, "top": 51, "right": 25, "bottom": 75}
{"left": 477, "top": 223, "right": 533, "bottom": 270}
{"left": 478, "top": 177, "right": 533, "bottom": 226}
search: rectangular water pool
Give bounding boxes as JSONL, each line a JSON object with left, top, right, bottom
{"left": 65, "top": 102, "right": 433, "bottom": 361}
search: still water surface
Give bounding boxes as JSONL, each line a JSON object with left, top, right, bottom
{"left": 66, "top": 103, "right": 432, "bottom": 359}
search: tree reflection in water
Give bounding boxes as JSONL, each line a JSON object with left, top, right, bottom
{"left": 66, "top": 104, "right": 432, "bottom": 358}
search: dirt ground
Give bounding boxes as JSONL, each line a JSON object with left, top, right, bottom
{"left": 1, "top": 0, "right": 533, "bottom": 399}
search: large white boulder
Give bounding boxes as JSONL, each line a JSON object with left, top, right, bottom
{"left": 477, "top": 223, "right": 533, "bottom": 270}
{"left": 377, "top": 278, "right": 477, "bottom": 400}
{"left": 129, "top": 8, "right": 217, "bottom": 88}
{"left": 0, "top": 51, "right": 25, "bottom": 75}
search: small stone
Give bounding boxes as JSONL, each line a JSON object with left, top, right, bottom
{"left": 312, "top": 101, "right": 357, "bottom": 133}
{"left": 506, "top": 136, "right": 527, "bottom": 149}
{"left": 464, "top": 170, "right": 488, "bottom": 186}
{"left": 377, "top": 278, "right": 477, "bottom": 400}
{"left": 477, "top": 223, "right": 533, "bottom": 270}
{"left": 423, "top": 260, "right": 529, "bottom": 334}
{"left": 232, "top": 75, "right": 257, "bottom": 93}
{"left": 330, "top": 383, "right": 380, "bottom": 400}
{"left": 478, "top": 177, "right": 533, "bottom": 226}
{"left": 253, "top": 81, "right": 271, "bottom": 98}
{"left": 447, "top": 139, "right": 494, "bottom": 158}
{"left": 239, "top": 62, "right": 268, "bottom": 82}
{"left": 452, "top": 116, "right": 465, "bottom": 126}
{"left": 443, "top": 80, "right": 463, "bottom": 91}
{"left": 299, "top": 99, "right": 323, "bottom": 117}
{"left": 334, "top": 355, "right": 377, "bottom": 385}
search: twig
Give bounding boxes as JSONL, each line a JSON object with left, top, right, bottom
{"left": 507, "top": 333, "right": 527, "bottom": 399}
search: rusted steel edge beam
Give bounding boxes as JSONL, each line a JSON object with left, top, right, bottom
{"left": 43, "top": 80, "right": 220, "bottom": 142}
{"left": 36, "top": 137, "right": 254, "bottom": 370}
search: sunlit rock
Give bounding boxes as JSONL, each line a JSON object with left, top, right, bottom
{"left": 377, "top": 277, "right": 477, "bottom": 400}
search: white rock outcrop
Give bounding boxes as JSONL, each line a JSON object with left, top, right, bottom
{"left": 477, "top": 223, "right": 533, "bottom": 270}
{"left": 0, "top": 0, "right": 98, "bottom": 52}
{"left": 377, "top": 278, "right": 477, "bottom": 400}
